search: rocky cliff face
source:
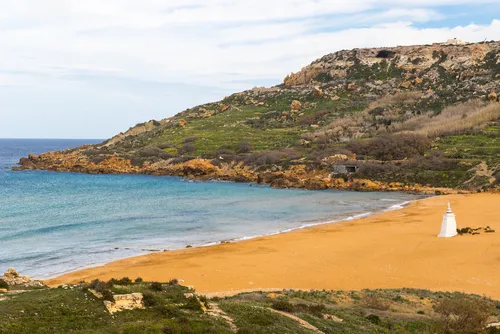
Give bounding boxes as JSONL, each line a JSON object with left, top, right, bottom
{"left": 15, "top": 41, "right": 500, "bottom": 192}
{"left": 284, "top": 41, "right": 499, "bottom": 87}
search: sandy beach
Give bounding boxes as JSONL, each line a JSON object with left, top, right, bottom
{"left": 48, "top": 193, "right": 500, "bottom": 299}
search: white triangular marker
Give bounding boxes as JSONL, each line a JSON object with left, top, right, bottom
{"left": 438, "top": 202, "right": 458, "bottom": 238}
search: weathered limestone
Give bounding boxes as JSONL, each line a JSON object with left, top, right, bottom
{"left": 438, "top": 203, "right": 458, "bottom": 238}
{"left": 104, "top": 293, "right": 144, "bottom": 314}
{"left": 1, "top": 268, "right": 45, "bottom": 288}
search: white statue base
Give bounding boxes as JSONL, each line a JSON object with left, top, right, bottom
{"left": 438, "top": 203, "right": 457, "bottom": 238}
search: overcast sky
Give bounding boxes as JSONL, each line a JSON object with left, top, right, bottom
{"left": 1, "top": 1, "right": 500, "bottom": 139}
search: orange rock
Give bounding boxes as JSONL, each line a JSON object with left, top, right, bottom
{"left": 401, "top": 81, "right": 412, "bottom": 89}
{"left": 290, "top": 100, "right": 302, "bottom": 111}
{"left": 312, "top": 86, "right": 324, "bottom": 98}
{"left": 488, "top": 91, "right": 497, "bottom": 102}
{"left": 179, "top": 159, "right": 216, "bottom": 176}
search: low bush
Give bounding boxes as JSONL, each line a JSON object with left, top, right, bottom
{"left": 308, "top": 304, "right": 327, "bottom": 317}
{"left": 89, "top": 279, "right": 111, "bottom": 293}
{"left": 434, "top": 294, "right": 494, "bottom": 333}
{"left": 356, "top": 163, "right": 398, "bottom": 179}
{"left": 180, "top": 143, "right": 196, "bottom": 154}
{"left": 184, "top": 136, "right": 197, "bottom": 143}
{"left": 182, "top": 296, "right": 203, "bottom": 312}
{"left": 108, "top": 277, "right": 133, "bottom": 286}
{"left": 101, "top": 289, "right": 114, "bottom": 302}
{"left": 366, "top": 314, "right": 382, "bottom": 325}
{"left": 134, "top": 277, "right": 143, "bottom": 283}
{"left": 348, "top": 133, "right": 430, "bottom": 161}
{"left": 143, "top": 292, "right": 158, "bottom": 307}
{"left": 150, "top": 282, "right": 164, "bottom": 292}
{"left": 236, "top": 142, "right": 253, "bottom": 154}
{"left": 0, "top": 279, "right": 8, "bottom": 290}
{"left": 138, "top": 147, "right": 163, "bottom": 157}
{"left": 364, "top": 294, "right": 391, "bottom": 311}
{"left": 155, "top": 305, "right": 183, "bottom": 318}
{"left": 271, "top": 300, "right": 294, "bottom": 312}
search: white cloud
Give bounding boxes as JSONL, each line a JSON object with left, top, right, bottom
{"left": 0, "top": 0, "right": 499, "bottom": 138}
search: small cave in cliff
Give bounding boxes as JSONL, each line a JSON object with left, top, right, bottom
{"left": 376, "top": 50, "right": 396, "bottom": 59}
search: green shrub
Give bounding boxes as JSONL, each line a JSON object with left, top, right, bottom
{"left": 168, "top": 279, "right": 179, "bottom": 286}
{"left": 150, "top": 282, "right": 164, "bottom": 292}
{"left": 134, "top": 277, "right": 143, "bottom": 283}
{"left": 308, "top": 304, "right": 327, "bottom": 317}
{"left": 182, "top": 296, "right": 202, "bottom": 312}
{"left": 180, "top": 143, "right": 196, "bottom": 154}
{"left": 271, "top": 300, "right": 294, "bottom": 312}
{"left": 348, "top": 133, "right": 430, "bottom": 161}
{"left": 108, "top": 277, "right": 133, "bottom": 286}
{"left": 434, "top": 294, "right": 494, "bottom": 334}
{"left": 155, "top": 305, "right": 183, "bottom": 318}
{"left": 0, "top": 279, "right": 8, "bottom": 290}
{"left": 89, "top": 279, "right": 111, "bottom": 293}
{"left": 101, "top": 289, "right": 114, "bottom": 302}
{"left": 236, "top": 142, "right": 253, "bottom": 154}
{"left": 366, "top": 314, "right": 381, "bottom": 325}
{"left": 143, "top": 292, "right": 158, "bottom": 307}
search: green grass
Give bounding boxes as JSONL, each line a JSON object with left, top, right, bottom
{"left": 0, "top": 284, "right": 231, "bottom": 334}
{"left": 437, "top": 127, "right": 500, "bottom": 165}
{"left": 1, "top": 283, "right": 498, "bottom": 334}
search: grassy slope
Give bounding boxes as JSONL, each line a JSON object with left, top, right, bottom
{"left": 74, "top": 43, "right": 500, "bottom": 190}
{"left": 1, "top": 282, "right": 499, "bottom": 334}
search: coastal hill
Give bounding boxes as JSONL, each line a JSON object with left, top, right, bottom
{"left": 17, "top": 40, "right": 500, "bottom": 192}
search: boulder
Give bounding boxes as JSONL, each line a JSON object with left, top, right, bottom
{"left": 4, "top": 268, "right": 19, "bottom": 279}
{"left": 312, "top": 86, "right": 324, "bottom": 98}
{"left": 181, "top": 159, "right": 216, "bottom": 176}
{"left": 290, "top": 100, "right": 302, "bottom": 111}
{"left": 489, "top": 91, "right": 498, "bottom": 102}
{"left": 401, "top": 81, "right": 412, "bottom": 89}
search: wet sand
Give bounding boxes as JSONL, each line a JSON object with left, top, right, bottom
{"left": 48, "top": 193, "right": 500, "bottom": 299}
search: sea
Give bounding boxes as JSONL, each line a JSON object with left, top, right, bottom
{"left": 0, "top": 139, "right": 424, "bottom": 279}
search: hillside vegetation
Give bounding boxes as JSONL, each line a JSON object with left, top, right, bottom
{"left": 17, "top": 41, "right": 500, "bottom": 191}
{"left": 2, "top": 279, "right": 500, "bottom": 333}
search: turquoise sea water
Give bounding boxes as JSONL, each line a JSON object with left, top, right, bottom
{"left": 0, "top": 139, "right": 423, "bottom": 279}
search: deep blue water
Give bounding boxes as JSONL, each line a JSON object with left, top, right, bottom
{"left": 0, "top": 139, "right": 423, "bottom": 278}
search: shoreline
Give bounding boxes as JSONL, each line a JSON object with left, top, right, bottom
{"left": 35, "top": 195, "right": 421, "bottom": 280}
{"left": 47, "top": 193, "right": 500, "bottom": 299}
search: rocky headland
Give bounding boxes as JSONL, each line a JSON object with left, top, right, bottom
{"left": 15, "top": 40, "right": 500, "bottom": 193}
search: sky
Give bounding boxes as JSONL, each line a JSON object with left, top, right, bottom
{"left": 1, "top": 1, "right": 500, "bottom": 139}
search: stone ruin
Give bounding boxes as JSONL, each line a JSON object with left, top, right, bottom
{"left": 103, "top": 293, "right": 144, "bottom": 314}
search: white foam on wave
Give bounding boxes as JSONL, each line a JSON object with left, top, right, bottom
{"left": 209, "top": 199, "right": 420, "bottom": 246}
{"left": 384, "top": 201, "right": 412, "bottom": 211}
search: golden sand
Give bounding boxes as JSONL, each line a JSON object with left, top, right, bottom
{"left": 48, "top": 193, "right": 500, "bottom": 299}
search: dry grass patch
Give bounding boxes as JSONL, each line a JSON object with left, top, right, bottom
{"left": 369, "top": 91, "right": 423, "bottom": 109}
{"left": 393, "top": 100, "right": 500, "bottom": 137}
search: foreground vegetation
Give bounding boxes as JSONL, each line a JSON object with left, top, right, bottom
{"left": 1, "top": 278, "right": 500, "bottom": 333}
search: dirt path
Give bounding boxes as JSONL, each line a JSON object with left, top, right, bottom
{"left": 206, "top": 302, "right": 238, "bottom": 332}
{"left": 265, "top": 307, "right": 324, "bottom": 333}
